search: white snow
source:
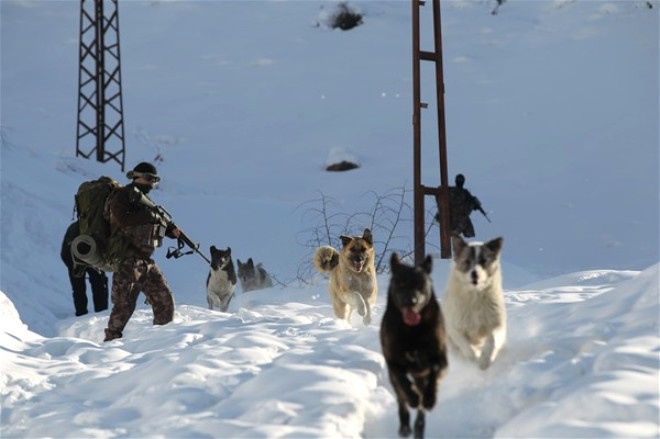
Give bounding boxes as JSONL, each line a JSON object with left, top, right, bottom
{"left": 1, "top": 1, "right": 658, "bottom": 438}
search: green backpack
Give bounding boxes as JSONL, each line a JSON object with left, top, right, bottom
{"left": 73, "top": 176, "right": 123, "bottom": 272}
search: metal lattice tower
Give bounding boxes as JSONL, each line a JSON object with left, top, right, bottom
{"left": 412, "top": 0, "right": 452, "bottom": 263}
{"left": 76, "top": 0, "right": 126, "bottom": 171}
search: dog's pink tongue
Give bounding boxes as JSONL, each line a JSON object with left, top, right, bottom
{"left": 402, "top": 307, "right": 421, "bottom": 326}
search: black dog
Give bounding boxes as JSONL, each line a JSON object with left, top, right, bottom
{"left": 380, "top": 253, "right": 448, "bottom": 439}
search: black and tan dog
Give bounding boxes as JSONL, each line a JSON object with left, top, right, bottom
{"left": 380, "top": 253, "right": 448, "bottom": 439}
{"left": 313, "top": 228, "right": 377, "bottom": 326}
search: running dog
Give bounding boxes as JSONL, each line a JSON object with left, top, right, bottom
{"left": 442, "top": 235, "right": 506, "bottom": 370}
{"left": 206, "top": 246, "right": 237, "bottom": 312}
{"left": 313, "top": 228, "right": 377, "bottom": 326}
{"left": 236, "top": 258, "right": 273, "bottom": 292}
{"left": 381, "top": 253, "right": 448, "bottom": 439}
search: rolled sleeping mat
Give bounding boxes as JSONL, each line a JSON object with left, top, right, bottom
{"left": 71, "top": 234, "right": 106, "bottom": 269}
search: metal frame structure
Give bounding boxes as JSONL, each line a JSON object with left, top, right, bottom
{"left": 76, "top": 0, "right": 126, "bottom": 171}
{"left": 412, "top": 0, "right": 451, "bottom": 263}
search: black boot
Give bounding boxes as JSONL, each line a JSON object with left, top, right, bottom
{"left": 103, "top": 328, "right": 122, "bottom": 342}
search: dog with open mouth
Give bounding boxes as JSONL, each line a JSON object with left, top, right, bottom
{"left": 313, "top": 228, "right": 377, "bottom": 326}
{"left": 380, "top": 253, "right": 447, "bottom": 439}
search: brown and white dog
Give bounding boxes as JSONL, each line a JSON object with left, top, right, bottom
{"left": 313, "top": 228, "right": 377, "bottom": 326}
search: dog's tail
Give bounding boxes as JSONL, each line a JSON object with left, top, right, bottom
{"left": 313, "top": 246, "right": 339, "bottom": 273}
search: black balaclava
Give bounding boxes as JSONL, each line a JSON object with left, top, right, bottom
{"left": 128, "top": 162, "right": 158, "bottom": 195}
{"left": 134, "top": 182, "right": 153, "bottom": 195}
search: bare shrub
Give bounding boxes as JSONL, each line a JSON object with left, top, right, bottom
{"left": 295, "top": 186, "right": 438, "bottom": 281}
{"left": 327, "top": 2, "right": 363, "bottom": 31}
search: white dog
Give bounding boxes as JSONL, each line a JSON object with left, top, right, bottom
{"left": 442, "top": 235, "right": 506, "bottom": 369}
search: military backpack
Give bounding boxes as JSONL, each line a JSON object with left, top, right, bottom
{"left": 72, "top": 176, "right": 123, "bottom": 272}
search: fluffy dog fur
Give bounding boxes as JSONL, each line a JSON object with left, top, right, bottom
{"left": 442, "top": 235, "right": 506, "bottom": 370}
{"left": 381, "top": 253, "right": 447, "bottom": 439}
{"left": 236, "top": 258, "right": 273, "bottom": 293}
{"left": 206, "top": 246, "right": 237, "bottom": 312}
{"left": 313, "top": 228, "right": 377, "bottom": 326}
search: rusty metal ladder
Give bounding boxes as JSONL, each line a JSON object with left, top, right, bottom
{"left": 412, "top": 0, "right": 452, "bottom": 263}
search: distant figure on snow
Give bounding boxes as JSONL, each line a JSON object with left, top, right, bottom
{"left": 435, "top": 174, "right": 490, "bottom": 238}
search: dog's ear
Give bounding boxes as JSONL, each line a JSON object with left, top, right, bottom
{"left": 390, "top": 252, "right": 401, "bottom": 271}
{"left": 247, "top": 258, "right": 254, "bottom": 269}
{"left": 210, "top": 245, "right": 217, "bottom": 253}
{"left": 340, "top": 235, "right": 352, "bottom": 248}
{"left": 421, "top": 254, "right": 433, "bottom": 274}
{"left": 226, "top": 247, "right": 231, "bottom": 255}
{"left": 237, "top": 259, "right": 242, "bottom": 267}
{"left": 362, "top": 228, "right": 373, "bottom": 245}
{"left": 451, "top": 235, "right": 467, "bottom": 257}
{"left": 485, "top": 237, "right": 503, "bottom": 256}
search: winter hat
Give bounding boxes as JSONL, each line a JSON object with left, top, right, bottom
{"left": 126, "top": 162, "right": 158, "bottom": 180}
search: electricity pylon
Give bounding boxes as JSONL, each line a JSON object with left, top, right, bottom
{"left": 76, "top": 0, "right": 126, "bottom": 171}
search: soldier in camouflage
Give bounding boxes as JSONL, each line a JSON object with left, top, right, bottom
{"left": 103, "top": 162, "right": 180, "bottom": 342}
{"left": 61, "top": 220, "right": 109, "bottom": 317}
{"left": 435, "top": 174, "right": 485, "bottom": 238}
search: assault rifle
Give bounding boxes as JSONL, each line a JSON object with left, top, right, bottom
{"left": 477, "top": 205, "right": 492, "bottom": 223}
{"left": 129, "top": 187, "right": 211, "bottom": 264}
{"left": 473, "top": 197, "right": 492, "bottom": 223}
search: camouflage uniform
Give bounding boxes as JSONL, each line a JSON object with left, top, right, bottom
{"left": 435, "top": 174, "right": 483, "bottom": 238}
{"left": 61, "top": 221, "right": 109, "bottom": 316}
{"left": 104, "top": 183, "right": 175, "bottom": 342}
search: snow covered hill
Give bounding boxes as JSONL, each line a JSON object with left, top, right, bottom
{"left": 2, "top": 264, "right": 659, "bottom": 437}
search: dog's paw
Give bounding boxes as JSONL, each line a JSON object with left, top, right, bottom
{"left": 422, "top": 391, "right": 436, "bottom": 410}
{"left": 398, "top": 424, "right": 411, "bottom": 438}
{"left": 406, "top": 392, "right": 420, "bottom": 408}
{"left": 362, "top": 314, "right": 372, "bottom": 326}
{"left": 351, "top": 295, "right": 367, "bottom": 319}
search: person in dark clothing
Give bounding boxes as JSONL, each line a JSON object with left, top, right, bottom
{"left": 103, "top": 162, "right": 180, "bottom": 342}
{"left": 435, "top": 174, "right": 486, "bottom": 238}
{"left": 61, "top": 221, "right": 109, "bottom": 316}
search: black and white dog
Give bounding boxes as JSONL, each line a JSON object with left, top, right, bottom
{"left": 442, "top": 235, "right": 506, "bottom": 370}
{"left": 206, "top": 246, "right": 237, "bottom": 312}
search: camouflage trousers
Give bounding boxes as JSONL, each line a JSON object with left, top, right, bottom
{"left": 104, "top": 257, "right": 174, "bottom": 341}
{"left": 450, "top": 214, "right": 475, "bottom": 238}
